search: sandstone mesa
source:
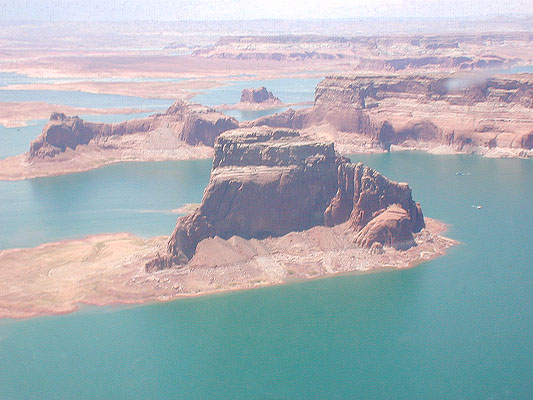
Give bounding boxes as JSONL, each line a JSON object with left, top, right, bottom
{"left": 249, "top": 73, "right": 533, "bottom": 158}
{"left": 0, "top": 101, "right": 238, "bottom": 180}
{"left": 1, "top": 72, "right": 531, "bottom": 183}
{"left": 146, "top": 126, "right": 449, "bottom": 271}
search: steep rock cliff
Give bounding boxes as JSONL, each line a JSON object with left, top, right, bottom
{"left": 147, "top": 127, "right": 424, "bottom": 271}
{"left": 249, "top": 73, "right": 533, "bottom": 156}
{"left": 240, "top": 87, "right": 281, "bottom": 104}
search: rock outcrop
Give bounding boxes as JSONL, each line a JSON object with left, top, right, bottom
{"left": 240, "top": 87, "right": 281, "bottom": 104}
{"left": 249, "top": 73, "right": 533, "bottom": 157}
{"left": 146, "top": 127, "right": 424, "bottom": 271}
{"left": 29, "top": 101, "right": 239, "bottom": 159}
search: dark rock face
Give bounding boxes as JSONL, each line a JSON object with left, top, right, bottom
{"left": 150, "top": 127, "right": 425, "bottom": 270}
{"left": 29, "top": 101, "right": 239, "bottom": 159}
{"left": 240, "top": 87, "right": 281, "bottom": 104}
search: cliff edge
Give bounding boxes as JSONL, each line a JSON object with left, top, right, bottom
{"left": 240, "top": 87, "right": 281, "bottom": 104}
{"left": 249, "top": 73, "right": 533, "bottom": 158}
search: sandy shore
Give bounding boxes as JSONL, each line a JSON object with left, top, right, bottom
{"left": 1, "top": 52, "right": 344, "bottom": 81}
{"left": 0, "top": 102, "right": 153, "bottom": 128}
{"left": 0, "top": 218, "right": 457, "bottom": 319}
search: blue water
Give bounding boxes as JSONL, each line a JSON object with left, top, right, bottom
{"left": 0, "top": 113, "right": 157, "bottom": 160}
{"left": 223, "top": 106, "right": 290, "bottom": 122}
{"left": 0, "top": 153, "right": 531, "bottom": 399}
{"left": 0, "top": 72, "right": 187, "bottom": 87}
{"left": 0, "top": 72, "right": 56, "bottom": 87}
{"left": 497, "top": 65, "right": 533, "bottom": 74}
{"left": 0, "top": 121, "right": 46, "bottom": 159}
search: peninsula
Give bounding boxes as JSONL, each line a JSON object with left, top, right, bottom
{"left": 0, "top": 127, "right": 456, "bottom": 318}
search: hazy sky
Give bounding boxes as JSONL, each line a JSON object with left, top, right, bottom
{"left": 1, "top": 0, "right": 531, "bottom": 21}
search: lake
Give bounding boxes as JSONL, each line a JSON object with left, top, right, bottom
{"left": 0, "top": 152, "right": 531, "bottom": 399}
{"left": 0, "top": 77, "right": 320, "bottom": 158}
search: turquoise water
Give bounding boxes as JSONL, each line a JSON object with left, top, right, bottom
{"left": 0, "top": 160, "right": 211, "bottom": 249}
{"left": 0, "top": 113, "right": 156, "bottom": 160}
{"left": 0, "top": 120, "right": 46, "bottom": 159}
{"left": 0, "top": 113, "right": 154, "bottom": 160}
{"left": 0, "top": 153, "right": 531, "bottom": 399}
{"left": 193, "top": 78, "right": 320, "bottom": 121}
{"left": 0, "top": 72, "right": 187, "bottom": 87}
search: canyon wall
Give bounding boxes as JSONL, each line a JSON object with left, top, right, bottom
{"left": 250, "top": 73, "right": 533, "bottom": 156}
{"left": 193, "top": 33, "right": 531, "bottom": 70}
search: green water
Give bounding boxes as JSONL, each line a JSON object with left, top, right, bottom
{"left": 0, "top": 153, "right": 531, "bottom": 399}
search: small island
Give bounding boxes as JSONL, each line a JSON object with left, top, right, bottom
{"left": 240, "top": 86, "right": 282, "bottom": 105}
{"left": 217, "top": 87, "right": 311, "bottom": 112}
{"left": 0, "top": 126, "right": 456, "bottom": 318}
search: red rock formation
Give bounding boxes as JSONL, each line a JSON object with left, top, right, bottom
{"left": 249, "top": 73, "right": 533, "bottom": 156}
{"left": 240, "top": 87, "right": 281, "bottom": 104}
{"left": 146, "top": 127, "right": 424, "bottom": 271}
{"left": 29, "top": 101, "right": 239, "bottom": 159}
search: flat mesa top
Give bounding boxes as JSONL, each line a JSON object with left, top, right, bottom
{"left": 213, "top": 127, "right": 336, "bottom": 169}
{"left": 216, "top": 127, "right": 333, "bottom": 148}
{"left": 216, "top": 126, "right": 300, "bottom": 142}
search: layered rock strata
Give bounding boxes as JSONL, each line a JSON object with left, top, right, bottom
{"left": 193, "top": 33, "right": 531, "bottom": 69}
{"left": 29, "top": 101, "right": 239, "bottom": 159}
{"left": 249, "top": 73, "right": 533, "bottom": 157}
{"left": 147, "top": 127, "right": 425, "bottom": 271}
